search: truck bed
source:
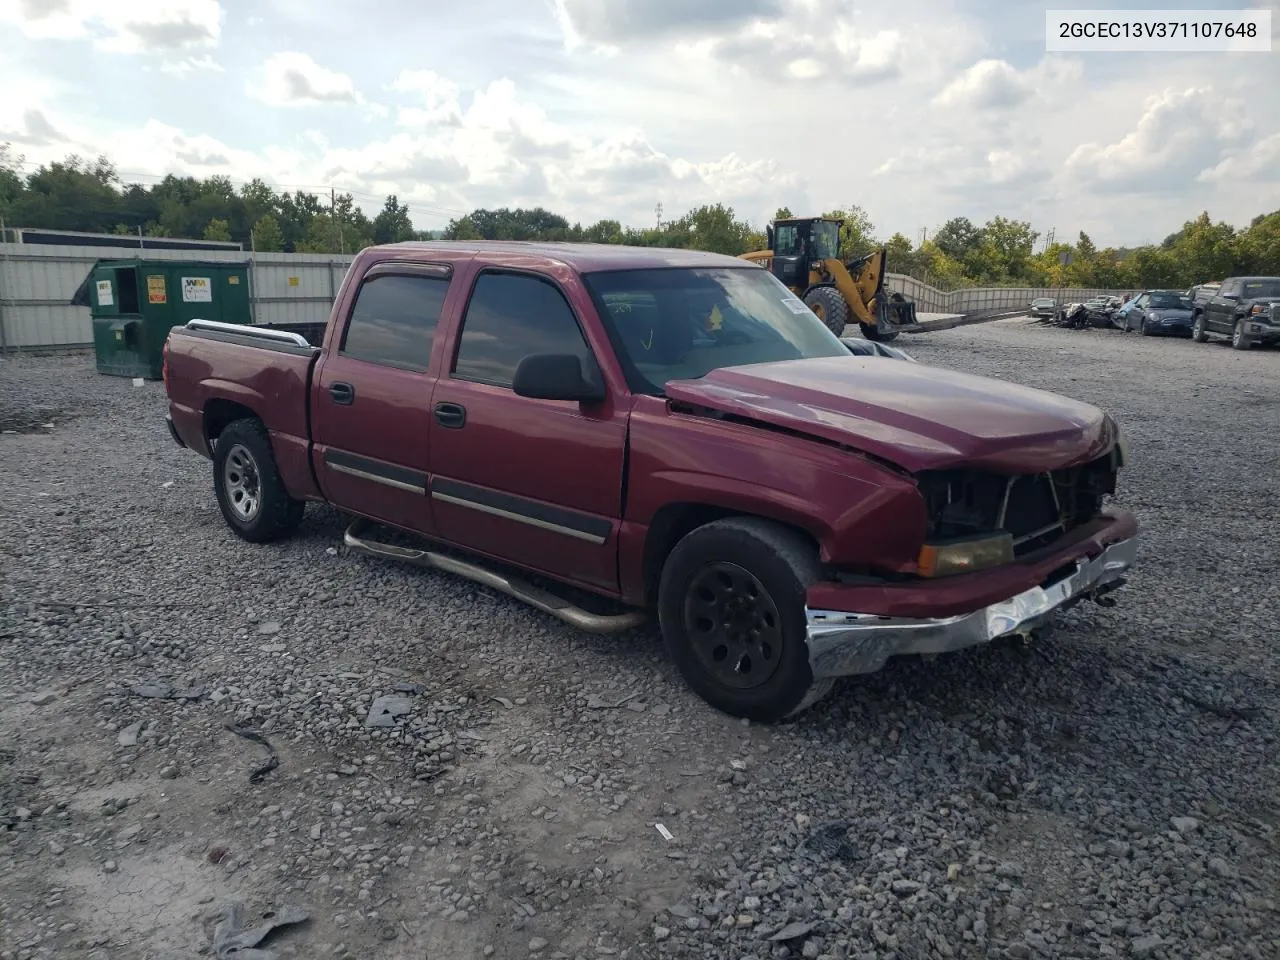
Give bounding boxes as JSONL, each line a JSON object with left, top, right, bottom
{"left": 164, "top": 320, "right": 321, "bottom": 493}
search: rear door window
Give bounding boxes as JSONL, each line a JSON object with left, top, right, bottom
{"left": 341, "top": 273, "right": 450, "bottom": 372}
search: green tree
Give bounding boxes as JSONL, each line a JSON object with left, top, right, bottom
{"left": 0, "top": 142, "right": 24, "bottom": 225}
{"left": 682, "top": 202, "right": 755, "bottom": 255}
{"left": 373, "top": 194, "right": 415, "bottom": 244}
{"left": 251, "top": 214, "right": 284, "bottom": 252}
{"left": 970, "top": 216, "right": 1039, "bottom": 283}
{"left": 1119, "top": 246, "right": 1181, "bottom": 288}
{"left": 773, "top": 206, "right": 794, "bottom": 220}
{"left": 10, "top": 154, "right": 121, "bottom": 232}
{"left": 202, "top": 218, "right": 232, "bottom": 242}
{"left": 443, "top": 214, "right": 482, "bottom": 240}
{"left": 1172, "top": 212, "right": 1240, "bottom": 281}
{"left": 1238, "top": 210, "right": 1280, "bottom": 274}
{"left": 582, "top": 219, "right": 623, "bottom": 243}
{"left": 822, "top": 205, "right": 877, "bottom": 260}
{"left": 932, "top": 217, "right": 982, "bottom": 261}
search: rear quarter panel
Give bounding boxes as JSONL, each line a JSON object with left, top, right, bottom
{"left": 165, "top": 331, "right": 319, "bottom": 498}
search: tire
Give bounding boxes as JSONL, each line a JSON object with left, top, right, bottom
{"left": 803, "top": 286, "right": 849, "bottom": 337}
{"left": 212, "top": 418, "right": 305, "bottom": 543}
{"left": 1191, "top": 312, "right": 1208, "bottom": 343}
{"left": 657, "top": 516, "right": 834, "bottom": 722}
{"left": 1231, "top": 319, "right": 1251, "bottom": 351}
{"left": 1139, "top": 320, "right": 1151, "bottom": 336}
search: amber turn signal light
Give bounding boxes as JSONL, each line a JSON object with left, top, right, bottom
{"left": 917, "top": 533, "right": 1015, "bottom": 578}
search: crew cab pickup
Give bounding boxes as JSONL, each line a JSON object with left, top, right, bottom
{"left": 1190, "top": 275, "right": 1280, "bottom": 350}
{"left": 163, "top": 241, "right": 1138, "bottom": 722}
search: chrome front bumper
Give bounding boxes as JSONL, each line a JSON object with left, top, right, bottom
{"left": 805, "top": 536, "right": 1139, "bottom": 679}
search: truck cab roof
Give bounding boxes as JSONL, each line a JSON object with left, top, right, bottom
{"left": 369, "top": 240, "right": 754, "bottom": 274}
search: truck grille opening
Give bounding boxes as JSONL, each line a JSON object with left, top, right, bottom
{"left": 916, "top": 453, "right": 1118, "bottom": 558}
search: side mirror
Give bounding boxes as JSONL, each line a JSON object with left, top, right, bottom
{"left": 512, "top": 354, "right": 605, "bottom": 403}
{"left": 1221, "top": 293, "right": 1239, "bottom": 301}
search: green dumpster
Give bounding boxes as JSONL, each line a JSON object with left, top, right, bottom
{"left": 71, "top": 258, "right": 253, "bottom": 379}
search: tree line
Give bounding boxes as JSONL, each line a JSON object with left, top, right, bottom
{"left": 2, "top": 145, "right": 1277, "bottom": 290}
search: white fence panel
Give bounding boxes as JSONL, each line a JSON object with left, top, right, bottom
{"left": 0, "top": 242, "right": 359, "bottom": 350}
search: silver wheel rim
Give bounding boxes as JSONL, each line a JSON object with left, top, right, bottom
{"left": 223, "top": 443, "right": 262, "bottom": 522}
{"left": 1233, "top": 323, "right": 1242, "bottom": 347}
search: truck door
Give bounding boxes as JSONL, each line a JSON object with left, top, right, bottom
{"left": 310, "top": 262, "right": 453, "bottom": 535}
{"left": 1207, "top": 280, "right": 1237, "bottom": 332}
{"left": 427, "top": 268, "right": 627, "bottom": 594}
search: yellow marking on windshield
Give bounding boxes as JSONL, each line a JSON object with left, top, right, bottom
{"left": 707, "top": 305, "right": 724, "bottom": 332}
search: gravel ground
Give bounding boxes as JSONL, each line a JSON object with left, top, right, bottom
{"left": 2, "top": 320, "right": 1277, "bottom": 960}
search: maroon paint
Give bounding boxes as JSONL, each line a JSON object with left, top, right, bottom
{"left": 665, "top": 356, "right": 1118, "bottom": 473}
{"left": 164, "top": 241, "right": 1136, "bottom": 621}
{"left": 805, "top": 509, "right": 1138, "bottom": 619}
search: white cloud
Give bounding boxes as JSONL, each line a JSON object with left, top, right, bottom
{"left": 160, "top": 53, "right": 223, "bottom": 77}
{"left": 249, "top": 52, "right": 361, "bottom": 106}
{"left": 1198, "top": 132, "right": 1280, "bottom": 183}
{"left": 934, "top": 57, "right": 1083, "bottom": 110}
{"left": 390, "top": 69, "right": 461, "bottom": 127}
{"left": 554, "top": 0, "right": 781, "bottom": 48}
{"left": 1066, "top": 86, "right": 1254, "bottom": 192}
{"left": 0, "top": 0, "right": 223, "bottom": 51}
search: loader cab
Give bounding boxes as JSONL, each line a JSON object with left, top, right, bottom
{"left": 766, "top": 217, "right": 842, "bottom": 290}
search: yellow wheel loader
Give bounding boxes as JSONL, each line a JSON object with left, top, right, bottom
{"left": 739, "top": 216, "right": 917, "bottom": 341}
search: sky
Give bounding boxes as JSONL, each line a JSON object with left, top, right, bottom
{"left": 0, "top": 0, "right": 1278, "bottom": 248}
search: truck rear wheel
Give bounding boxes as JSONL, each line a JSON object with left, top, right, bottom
{"left": 803, "top": 286, "right": 849, "bottom": 337}
{"left": 212, "top": 418, "right": 305, "bottom": 543}
{"left": 657, "top": 517, "right": 833, "bottom": 722}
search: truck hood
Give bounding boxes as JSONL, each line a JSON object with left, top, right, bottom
{"left": 664, "top": 356, "right": 1117, "bottom": 474}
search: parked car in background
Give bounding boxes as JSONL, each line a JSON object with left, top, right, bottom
{"left": 1188, "top": 282, "right": 1221, "bottom": 306}
{"left": 1081, "top": 297, "right": 1116, "bottom": 328}
{"left": 1192, "top": 276, "right": 1280, "bottom": 350}
{"left": 1029, "top": 297, "right": 1057, "bottom": 318}
{"left": 1111, "top": 297, "right": 1141, "bottom": 328}
{"left": 1120, "top": 290, "right": 1195, "bottom": 336}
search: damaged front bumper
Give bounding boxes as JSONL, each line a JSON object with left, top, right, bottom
{"left": 805, "top": 535, "right": 1138, "bottom": 679}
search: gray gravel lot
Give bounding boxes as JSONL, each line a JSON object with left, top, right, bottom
{"left": 2, "top": 319, "right": 1277, "bottom": 960}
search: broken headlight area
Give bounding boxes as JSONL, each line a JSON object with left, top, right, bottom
{"left": 914, "top": 453, "right": 1119, "bottom": 566}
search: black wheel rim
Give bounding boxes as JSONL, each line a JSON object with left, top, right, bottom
{"left": 682, "top": 562, "right": 784, "bottom": 690}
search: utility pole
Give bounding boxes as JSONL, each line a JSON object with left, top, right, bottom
{"left": 655, "top": 202, "right": 663, "bottom": 231}
{"left": 331, "top": 187, "right": 345, "bottom": 255}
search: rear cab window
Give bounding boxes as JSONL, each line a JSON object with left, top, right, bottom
{"left": 341, "top": 267, "right": 452, "bottom": 372}
{"left": 1241, "top": 279, "right": 1280, "bottom": 299}
{"left": 451, "top": 271, "right": 593, "bottom": 388}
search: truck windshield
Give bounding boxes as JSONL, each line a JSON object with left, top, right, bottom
{"left": 583, "top": 266, "right": 850, "bottom": 395}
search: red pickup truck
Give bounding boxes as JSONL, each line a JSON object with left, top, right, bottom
{"left": 163, "top": 241, "right": 1138, "bottom": 722}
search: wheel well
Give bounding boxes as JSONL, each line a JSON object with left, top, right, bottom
{"left": 204, "top": 399, "right": 259, "bottom": 447}
{"left": 641, "top": 503, "right": 821, "bottom": 606}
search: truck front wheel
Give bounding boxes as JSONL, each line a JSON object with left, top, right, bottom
{"left": 212, "top": 418, "right": 305, "bottom": 543}
{"left": 657, "top": 517, "right": 834, "bottom": 722}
